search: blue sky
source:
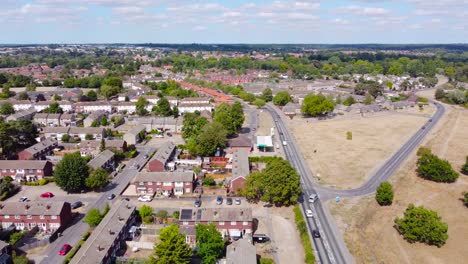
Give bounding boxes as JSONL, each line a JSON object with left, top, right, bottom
{"left": 1, "top": 0, "right": 467, "bottom": 44}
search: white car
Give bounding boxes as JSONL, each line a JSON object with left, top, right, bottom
{"left": 155, "top": 134, "right": 164, "bottom": 138}
{"left": 306, "top": 209, "right": 314, "bottom": 218}
{"left": 138, "top": 196, "right": 152, "bottom": 202}
{"left": 308, "top": 194, "right": 317, "bottom": 203}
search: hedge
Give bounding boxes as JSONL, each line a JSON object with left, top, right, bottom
{"left": 22, "top": 178, "right": 54, "bottom": 186}
{"left": 293, "top": 205, "right": 316, "bottom": 264}
{"left": 63, "top": 230, "right": 91, "bottom": 264}
{"left": 248, "top": 156, "right": 283, "bottom": 163}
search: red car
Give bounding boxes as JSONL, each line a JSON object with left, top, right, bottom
{"left": 40, "top": 192, "right": 54, "bottom": 198}
{"left": 59, "top": 244, "right": 72, "bottom": 256}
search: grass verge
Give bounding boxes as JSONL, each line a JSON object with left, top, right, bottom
{"left": 293, "top": 205, "right": 316, "bottom": 264}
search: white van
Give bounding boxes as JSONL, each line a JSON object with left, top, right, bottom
{"left": 282, "top": 141, "right": 287, "bottom": 146}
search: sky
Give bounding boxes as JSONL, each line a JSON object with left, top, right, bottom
{"left": 1, "top": 0, "right": 467, "bottom": 44}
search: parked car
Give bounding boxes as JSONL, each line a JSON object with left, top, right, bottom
{"left": 167, "top": 132, "right": 172, "bottom": 137}
{"left": 194, "top": 199, "right": 202, "bottom": 207}
{"left": 226, "top": 198, "right": 233, "bottom": 205}
{"left": 308, "top": 194, "right": 317, "bottom": 203}
{"left": 138, "top": 196, "right": 152, "bottom": 202}
{"left": 107, "top": 194, "right": 115, "bottom": 200}
{"left": 40, "top": 192, "right": 54, "bottom": 198}
{"left": 59, "top": 244, "right": 72, "bottom": 255}
{"left": 306, "top": 209, "right": 313, "bottom": 218}
{"left": 235, "top": 198, "right": 241, "bottom": 205}
{"left": 71, "top": 201, "right": 83, "bottom": 209}
{"left": 19, "top": 197, "right": 28, "bottom": 202}
{"left": 216, "top": 196, "right": 223, "bottom": 205}
{"left": 144, "top": 154, "right": 149, "bottom": 159}
{"left": 155, "top": 134, "right": 164, "bottom": 138}
{"left": 312, "top": 230, "right": 321, "bottom": 238}
{"left": 253, "top": 234, "right": 270, "bottom": 243}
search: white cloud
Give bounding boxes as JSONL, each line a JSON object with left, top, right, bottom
{"left": 334, "top": 5, "right": 390, "bottom": 16}
{"left": 192, "top": 26, "right": 206, "bottom": 31}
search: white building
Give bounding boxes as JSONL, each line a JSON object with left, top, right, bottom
{"left": 10, "top": 100, "right": 33, "bottom": 111}
{"left": 178, "top": 103, "right": 213, "bottom": 114}
{"left": 75, "top": 102, "right": 112, "bottom": 113}
{"left": 114, "top": 102, "right": 136, "bottom": 114}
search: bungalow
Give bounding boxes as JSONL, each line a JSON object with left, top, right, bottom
{"left": 18, "top": 138, "right": 58, "bottom": 160}
{"left": 147, "top": 141, "right": 177, "bottom": 172}
{"left": 0, "top": 160, "right": 53, "bottom": 181}
{"left": 0, "top": 202, "right": 72, "bottom": 233}
{"left": 179, "top": 207, "right": 253, "bottom": 239}
{"left": 133, "top": 171, "right": 195, "bottom": 196}
{"left": 87, "top": 150, "right": 115, "bottom": 172}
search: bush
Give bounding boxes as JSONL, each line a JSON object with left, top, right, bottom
{"left": 417, "top": 153, "right": 459, "bottom": 182}
{"left": 260, "top": 258, "right": 275, "bottom": 264}
{"left": 375, "top": 182, "right": 394, "bottom": 206}
{"left": 416, "top": 146, "right": 432, "bottom": 157}
{"left": 63, "top": 230, "right": 91, "bottom": 264}
{"left": 346, "top": 131, "right": 352, "bottom": 140}
{"left": 293, "top": 206, "right": 316, "bottom": 264}
{"left": 143, "top": 215, "right": 154, "bottom": 224}
{"left": 202, "top": 176, "right": 216, "bottom": 186}
{"left": 394, "top": 204, "right": 448, "bottom": 247}
{"left": 9, "top": 231, "right": 26, "bottom": 245}
{"left": 172, "top": 211, "right": 180, "bottom": 219}
{"left": 461, "top": 156, "right": 468, "bottom": 176}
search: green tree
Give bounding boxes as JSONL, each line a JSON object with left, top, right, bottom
{"left": 272, "top": 91, "right": 292, "bottom": 106}
{"left": 153, "top": 97, "right": 172, "bottom": 116}
{"left": 103, "top": 77, "right": 123, "bottom": 88}
{"left": 363, "top": 93, "right": 374, "bottom": 105}
{"left": 375, "top": 182, "right": 394, "bottom": 206}
{"left": 61, "top": 134, "right": 70, "bottom": 143}
{"left": 253, "top": 98, "right": 266, "bottom": 108}
{"left": 196, "top": 224, "right": 225, "bottom": 264}
{"left": 43, "top": 102, "right": 63, "bottom": 114}
{"left": 213, "top": 102, "right": 244, "bottom": 136}
{"left": 85, "top": 134, "right": 94, "bottom": 140}
{"left": 262, "top": 88, "right": 273, "bottom": 102}
{"left": 52, "top": 93, "right": 61, "bottom": 101}
{"left": 417, "top": 152, "right": 459, "bottom": 182}
{"left": 355, "top": 80, "right": 383, "bottom": 98}
{"left": 394, "top": 204, "right": 448, "bottom": 247}
{"left": 54, "top": 152, "right": 89, "bottom": 192}
{"left": 100, "top": 116, "right": 108, "bottom": 126}
{"left": 243, "top": 158, "right": 301, "bottom": 206}
{"left": 181, "top": 112, "right": 208, "bottom": 140}
{"left": 140, "top": 205, "right": 154, "bottom": 223}
{"left": 342, "top": 96, "right": 356, "bottom": 106}
{"left": 18, "top": 92, "right": 29, "bottom": 100}
{"left": 100, "top": 84, "right": 121, "bottom": 99}
{"left": 462, "top": 156, "right": 468, "bottom": 176}
{"left": 136, "top": 97, "right": 149, "bottom": 116}
{"left": 202, "top": 176, "right": 216, "bottom": 186}
{"left": 463, "top": 192, "right": 468, "bottom": 207}
{"left": 0, "top": 102, "right": 15, "bottom": 115}
{"left": 435, "top": 89, "right": 446, "bottom": 100}
{"left": 85, "top": 168, "right": 110, "bottom": 191}
{"left": 301, "top": 93, "right": 335, "bottom": 117}
{"left": 194, "top": 122, "right": 228, "bottom": 157}
{"left": 86, "top": 90, "right": 98, "bottom": 101}
{"left": 84, "top": 208, "right": 103, "bottom": 227}
{"left": 99, "top": 138, "right": 106, "bottom": 152}
{"left": 151, "top": 225, "right": 192, "bottom": 264}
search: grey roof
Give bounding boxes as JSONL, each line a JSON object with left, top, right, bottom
{"left": 151, "top": 141, "right": 176, "bottom": 164}
{"left": 69, "top": 127, "right": 105, "bottom": 135}
{"left": 179, "top": 207, "right": 252, "bottom": 222}
{"left": 137, "top": 117, "right": 179, "bottom": 126}
{"left": 228, "top": 136, "right": 251, "bottom": 148}
{"left": 282, "top": 102, "right": 300, "bottom": 113}
{"left": 85, "top": 111, "right": 106, "bottom": 120}
{"left": 133, "top": 171, "right": 194, "bottom": 183}
{"left": 6, "top": 108, "right": 36, "bottom": 120}
{"left": 80, "top": 139, "right": 125, "bottom": 149}
{"left": 226, "top": 239, "right": 256, "bottom": 264}
{"left": 21, "top": 138, "right": 58, "bottom": 155}
{"left": 126, "top": 124, "right": 146, "bottom": 136}
{"left": 43, "top": 127, "right": 69, "bottom": 134}
{"left": 60, "top": 113, "right": 75, "bottom": 120}
{"left": 0, "top": 201, "right": 68, "bottom": 216}
{"left": 87, "top": 150, "right": 114, "bottom": 170}
{"left": 0, "top": 160, "right": 50, "bottom": 170}
{"left": 34, "top": 113, "right": 49, "bottom": 119}
{"left": 231, "top": 149, "right": 250, "bottom": 179}
{"left": 70, "top": 201, "right": 136, "bottom": 264}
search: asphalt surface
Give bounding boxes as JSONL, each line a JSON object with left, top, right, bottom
{"left": 266, "top": 99, "right": 445, "bottom": 264}
{"left": 40, "top": 146, "right": 156, "bottom": 264}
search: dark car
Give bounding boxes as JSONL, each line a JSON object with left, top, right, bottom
{"left": 144, "top": 154, "right": 149, "bottom": 159}
{"left": 312, "top": 230, "right": 321, "bottom": 238}
{"left": 194, "top": 199, "right": 202, "bottom": 207}
{"left": 429, "top": 119, "right": 433, "bottom": 122}
{"left": 167, "top": 132, "right": 172, "bottom": 137}
{"left": 226, "top": 198, "right": 233, "bottom": 205}
{"left": 71, "top": 201, "right": 83, "bottom": 209}
{"left": 107, "top": 194, "right": 115, "bottom": 200}
{"left": 216, "top": 196, "right": 223, "bottom": 205}
{"left": 253, "top": 234, "right": 270, "bottom": 243}
{"left": 422, "top": 126, "right": 426, "bottom": 129}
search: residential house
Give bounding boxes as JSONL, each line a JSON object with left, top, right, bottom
{"left": 136, "top": 117, "right": 182, "bottom": 133}
{"left": 282, "top": 102, "right": 301, "bottom": 116}
{"left": 178, "top": 103, "right": 213, "bottom": 114}
{"left": 18, "top": 138, "right": 58, "bottom": 160}
{"left": 165, "top": 96, "right": 179, "bottom": 106}
{"left": 0, "top": 160, "right": 53, "bottom": 181}
{"left": 75, "top": 102, "right": 112, "bottom": 113}
{"left": 34, "top": 101, "right": 73, "bottom": 113}
{"left": 123, "top": 125, "right": 146, "bottom": 145}
{"left": 133, "top": 171, "right": 195, "bottom": 196}
{"left": 70, "top": 201, "right": 137, "bottom": 264}
{"left": 79, "top": 139, "right": 127, "bottom": 157}
{"left": 179, "top": 97, "right": 211, "bottom": 105}
{"left": 5, "top": 108, "right": 36, "bottom": 122}
{"left": 147, "top": 141, "right": 176, "bottom": 172}
{"left": 59, "top": 113, "right": 76, "bottom": 126}
{"left": 225, "top": 239, "right": 256, "bottom": 264}
{"left": 114, "top": 102, "right": 136, "bottom": 114}
{"left": 42, "top": 127, "right": 69, "bottom": 141}
{"left": 179, "top": 207, "right": 253, "bottom": 239}
{"left": 84, "top": 111, "right": 106, "bottom": 127}
{"left": 228, "top": 149, "right": 250, "bottom": 194}
{"left": 43, "top": 127, "right": 105, "bottom": 141}
{"left": 10, "top": 100, "right": 33, "bottom": 111}
{"left": 87, "top": 150, "right": 115, "bottom": 172}
{"left": 0, "top": 202, "right": 72, "bottom": 233}
{"left": 43, "top": 113, "right": 61, "bottom": 126}
{"left": 33, "top": 113, "right": 49, "bottom": 126}
{"left": 226, "top": 135, "right": 252, "bottom": 154}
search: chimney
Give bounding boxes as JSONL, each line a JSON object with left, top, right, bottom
{"left": 46, "top": 205, "right": 51, "bottom": 210}
{"left": 0, "top": 204, "right": 3, "bottom": 209}
{"left": 240, "top": 211, "right": 244, "bottom": 216}
{"left": 214, "top": 211, "right": 217, "bottom": 216}
{"left": 25, "top": 205, "right": 30, "bottom": 210}
{"left": 96, "top": 245, "right": 102, "bottom": 251}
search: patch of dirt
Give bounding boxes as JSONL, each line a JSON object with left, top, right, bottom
{"left": 328, "top": 105, "right": 468, "bottom": 264}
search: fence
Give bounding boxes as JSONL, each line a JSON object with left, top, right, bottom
{"left": 125, "top": 241, "right": 154, "bottom": 250}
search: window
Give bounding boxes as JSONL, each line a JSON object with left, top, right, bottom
{"left": 10, "top": 169, "right": 15, "bottom": 172}
{"left": 15, "top": 215, "right": 20, "bottom": 219}
{"left": 243, "top": 221, "right": 248, "bottom": 226}
{"left": 148, "top": 182, "right": 153, "bottom": 185}
{"left": 4, "top": 215, "right": 9, "bottom": 219}
{"left": 51, "top": 215, "right": 58, "bottom": 220}
{"left": 183, "top": 221, "right": 188, "bottom": 226}
{"left": 37, "top": 169, "right": 42, "bottom": 173}
{"left": 40, "top": 215, "right": 45, "bottom": 219}
{"left": 230, "top": 221, "right": 236, "bottom": 225}
{"left": 2, "top": 169, "right": 6, "bottom": 172}
{"left": 219, "top": 221, "right": 225, "bottom": 226}
{"left": 29, "top": 169, "right": 34, "bottom": 174}
{"left": 27, "top": 215, "right": 32, "bottom": 219}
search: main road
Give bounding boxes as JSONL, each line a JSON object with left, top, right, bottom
{"left": 265, "top": 99, "right": 445, "bottom": 264}
{"left": 40, "top": 146, "right": 156, "bottom": 264}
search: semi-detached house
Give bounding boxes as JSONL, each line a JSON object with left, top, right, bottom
{"left": 133, "top": 171, "right": 194, "bottom": 197}
{"left": 18, "top": 138, "right": 58, "bottom": 160}
{"left": 0, "top": 160, "right": 53, "bottom": 182}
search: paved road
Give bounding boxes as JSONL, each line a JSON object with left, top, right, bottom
{"left": 266, "top": 99, "right": 445, "bottom": 264}
{"left": 40, "top": 147, "right": 156, "bottom": 264}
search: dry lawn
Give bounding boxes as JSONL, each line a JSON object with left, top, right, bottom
{"left": 328, "top": 105, "right": 468, "bottom": 264}
{"left": 288, "top": 109, "right": 431, "bottom": 189}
